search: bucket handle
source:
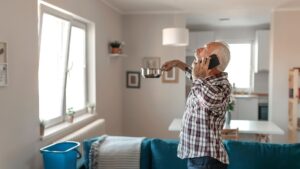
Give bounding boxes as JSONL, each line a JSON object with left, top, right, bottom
{"left": 75, "top": 149, "right": 82, "bottom": 159}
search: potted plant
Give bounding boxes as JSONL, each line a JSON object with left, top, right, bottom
{"left": 226, "top": 95, "right": 235, "bottom": 125}
{"left": 66, "top": 107, "right": 75, "bottom": 123}
{"left": 109, "top": 41, "right": 123, "bottom": 54}
{"left": 87, "top": 103, "right": 96, "bottom": 114}
{"left": 40, "top": 120, "right": 45, "bottom": 136}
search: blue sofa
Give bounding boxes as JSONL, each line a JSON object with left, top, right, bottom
{"left": 81, "top": 137, "right": 300, "bottom": 169}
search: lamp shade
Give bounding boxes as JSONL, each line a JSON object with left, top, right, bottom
{"left": 162, "top": 28, "right": 189, "bottom": 46}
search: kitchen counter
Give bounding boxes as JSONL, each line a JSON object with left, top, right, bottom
{"left": 233, "top": 92, "right": 268, "bottom": 98}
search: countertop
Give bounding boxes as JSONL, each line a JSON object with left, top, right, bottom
{"left": 233, "top": 92, "right": 268, "bottom": 98}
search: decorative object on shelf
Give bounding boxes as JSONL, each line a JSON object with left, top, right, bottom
{"left": 162, "top": 27, "right": 189, "bottom": 46}
{"left": 288, "top": 67, "right": 300, "bottom": 142}
{"left": 161, "top": 67, "right": 179, "bottom": 83}
{"left": 40, "top": 120, "right": 45, "bottom": 136}
{"left": 0, "top": 42, "right": 8, "bottom": 87}
{"left": 126, "top": 71, "right": 140, "bottom": 88}
{"left": 225, "top": 95, "right": 235, "bottom": 125}
{"left": 87, "top": 103, "right": 96, "bottom": 114}
{"left": 66, "top": 107, "right": 75, "bottom": 123}
{"left": 109, "top": 41, "right": 124, "bottom": 54}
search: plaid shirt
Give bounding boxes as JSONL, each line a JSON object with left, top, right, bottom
{"left": 177, "top": 67, "right": 231, "bottom": 164}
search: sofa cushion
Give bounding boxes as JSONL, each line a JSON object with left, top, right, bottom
{"left": 140, "top": 138, "right": 153, "bottom": 169}
{"left": 224, "top": 140, "right": 300, "bottom": 169}
{"left": 83, "top": 136, "right": 105, "bottom": 169}
{"left": 151, "top": 139, "right": 187, "bottom": 169}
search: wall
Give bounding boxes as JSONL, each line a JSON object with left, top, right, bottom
{"left": 270, "top": 3, "right": 300, "bottom": 142}
{"left": 122, "top": 14, "right": 186, "bottom": 138}
{"left": 0, "top": 0, "right": 123, "bottom": 168}
{"left": 0, "top": 1, "right": 39, "bottom": 169}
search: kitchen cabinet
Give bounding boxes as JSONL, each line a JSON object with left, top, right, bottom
{"left": 186, "top": 31, "right": 214, "bottom": 56}
{"left": 231, "top": 96, "right": 258, "bottom": 120}
{"left": 254, "top": 30, "right": 270, "bottom": 72}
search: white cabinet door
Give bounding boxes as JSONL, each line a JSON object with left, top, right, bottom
{"left": 232, "top": 97, "right": 259, "bottom": 120}
{"left": 236, "top": 97, "right": 258, "bottom": 120}
{"left": 254, "top": 30, "right": 270, "bottom": 72}
{"left": 186, "top": 31, "right": 214, "bottom": 56}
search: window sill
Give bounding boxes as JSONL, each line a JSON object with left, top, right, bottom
{"left": 41, "top": 113, "right": 97, "bottom": 141}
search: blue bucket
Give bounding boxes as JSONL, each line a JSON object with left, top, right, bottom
{"left": 40, "top": 141, "right": 81, "bottom": 169}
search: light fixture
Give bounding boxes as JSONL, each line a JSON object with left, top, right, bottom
{"left": 162, "top": 27, "right": 189, "bottom": 46}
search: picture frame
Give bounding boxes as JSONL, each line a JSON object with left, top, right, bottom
{"left": 126, "top": 71, "right": 141, "bottom": 88}
{"left": 0, "top": 42, "right": 6, "bottom": 63}
{"left": 0, "top": 42, "right": 8, "bottom": 87}
{"left": 162, "top": 68, "right": 179, "bottom": 83}
{"left": 142, "top": 57, "right": 160, "bottom": 69}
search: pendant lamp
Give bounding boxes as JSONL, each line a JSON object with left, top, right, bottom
{"left": 162, "top": 27, "right": 189, "bottom": 46}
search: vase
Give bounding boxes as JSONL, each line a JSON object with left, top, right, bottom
{"left": 225, "top": 111, "right": 231, "bottom": 125}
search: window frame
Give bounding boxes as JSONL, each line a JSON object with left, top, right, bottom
{"left": 38, "top": 4, "right": 90, "bottom": 128}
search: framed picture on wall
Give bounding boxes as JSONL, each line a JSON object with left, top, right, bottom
{"left": 0, "top": 42, "right": 7, "bottom": 63}
{"left": 126, "top": 71, "right": 141, "bottom": 88}
{"left": 162, "top": 68, "right": 179, "bottom": 83}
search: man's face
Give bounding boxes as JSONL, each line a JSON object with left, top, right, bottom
{"left": 194, "top": 42, "right": 217, "bottom": 62}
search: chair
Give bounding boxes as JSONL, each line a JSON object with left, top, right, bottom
{"left": 221, "top": 128, "right": 239, "bottom": 140}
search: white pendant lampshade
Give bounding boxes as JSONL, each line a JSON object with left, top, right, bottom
{"left": 162, "top": 28, "right": 189, "bottom": 46}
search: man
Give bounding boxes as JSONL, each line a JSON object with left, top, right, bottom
{"left": 161, "top": 41, "right": 231, "bottom": 169}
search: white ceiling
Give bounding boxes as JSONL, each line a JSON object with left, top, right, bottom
{"left": 102, "top": 0, "right": 292, "bottom": 28}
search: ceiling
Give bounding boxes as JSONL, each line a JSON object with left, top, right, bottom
{"left": 102, "top": 0, "right": 292, "bottom": 28}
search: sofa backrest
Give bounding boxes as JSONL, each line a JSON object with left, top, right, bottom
{"left": 224, "top": 140, "right": 300, "bottom": 169}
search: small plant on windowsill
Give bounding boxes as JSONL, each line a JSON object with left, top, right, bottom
{"left": 40, "top": 120, "right": 45, "bottom": 136}
{"left": 66, "top": 107, "right": 75, "bottom": 123}
{"left": 87, "top": 103, "right": 96, "bottom": 114}
{"left": 109, "top": 41, "right": 124, "bottom": 54}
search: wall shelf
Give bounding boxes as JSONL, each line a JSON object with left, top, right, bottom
{"left": 288, "top": 68, "right": 300, "bottom": 142}
{"left": 108, "top": 53, "right": 128, "bottom": 58}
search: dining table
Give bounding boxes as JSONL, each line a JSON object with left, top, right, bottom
{"left": 168, "top": 118, "right": 284, "bottom": 142}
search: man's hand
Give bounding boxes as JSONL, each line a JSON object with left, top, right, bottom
{"left": 161, "top": 60, "right": 178, "bottom": 71}
{"left": 192, "top": 57, "right": 210, "bottom": 79}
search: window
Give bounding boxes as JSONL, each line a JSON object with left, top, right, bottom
{"left": 226, "top": 43, "right": 252, "bottom": 91}
{"left": 38, "top": 5, "right": 92, "bottom": 127}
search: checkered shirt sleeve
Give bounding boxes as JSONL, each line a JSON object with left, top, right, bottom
{"left": 178, "top": 72, "right": 231, "bottom": 164}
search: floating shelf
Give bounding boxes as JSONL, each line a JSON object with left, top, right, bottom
{"left": 109, "top": 53, "right": 128, "bottom": 58}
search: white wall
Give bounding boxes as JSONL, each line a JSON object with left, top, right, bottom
{"left": 270, "top": 4, "right": 300, "bottom": 142}
{"left": 0, "top": 1, "right": 39, "bottom": 169}
{"left": 122, "top": 14, "right": 186, "bottom": 138}
{"left": 0, "top": 0, "right": 123, "bottom": 168}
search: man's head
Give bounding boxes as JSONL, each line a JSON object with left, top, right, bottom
{"left": 195, "top": 41, "right": 230, "bottom": 72}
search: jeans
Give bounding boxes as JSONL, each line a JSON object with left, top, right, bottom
{"left": 187, "top": 156, "right": 228, "bottom": 169}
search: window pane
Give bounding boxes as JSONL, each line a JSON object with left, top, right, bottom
{"left": 39, "top": 13, "right": 70, "bottom": 121}
{"left": 66, "top": 26, "right": 86, "bottom": 111}
{"left": 226, "top": 44, "right": 251, "bottom": 89}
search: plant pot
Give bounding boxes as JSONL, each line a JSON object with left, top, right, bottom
{"left": 40, "top": 125, "right": 45, "bottom": 136}
{"left": 66, "top": 115, "right": 74, "bottom": 123}
{"left": 87, "top": 107, "right": 95, "bottom": 114}
{"left": 225, "top": 111, "right": 231, "bottom": 125}
{"left": 111, "top": 47, "right": 122, "bottom": 54}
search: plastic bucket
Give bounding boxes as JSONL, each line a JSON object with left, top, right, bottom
{"left": 40, "top": 141, "right": 81, "bottom": 169}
